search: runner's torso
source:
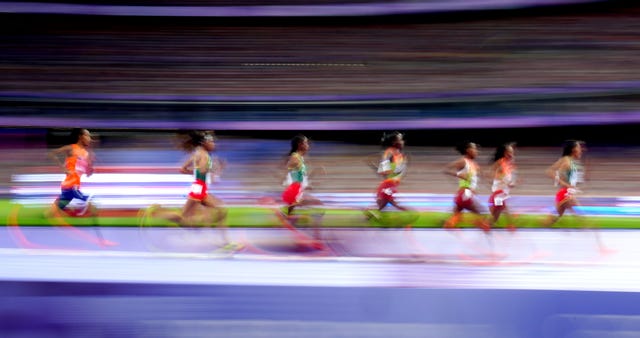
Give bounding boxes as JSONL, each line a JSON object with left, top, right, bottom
{"left": 492, "top": 158, "right": 515, "bottom": 193}
{"left": 458, "top": 158, "right": 479, "bottom": 191}
{"left": 194, "top": 150, "right": 213, "bottom": 184}
{"left": 61, "top": 144, "right": 89, "bottom": 189}
{"left": 286, "top": 152, "right": 308, "bottom": 186}
{"left": 558, "top": 157, "right": 583, "bottom": 187}
{"left": 378, "top": 147, "right": 405, "bottom": 181}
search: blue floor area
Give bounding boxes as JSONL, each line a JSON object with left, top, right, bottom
{"left": 2, "top": 281, "right": 640, "bottom": 338}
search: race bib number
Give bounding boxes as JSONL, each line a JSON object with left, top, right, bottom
{"left": 567, "top": 187, "right": 579, "bottom": 195}
{"left": 462, "top": 189, "right": 473, "bottom": 201}
{"left": 190, "top": 183, "right": 203, "bottom": 195}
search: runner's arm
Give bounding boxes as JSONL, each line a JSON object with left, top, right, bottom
{"left": 546, "top": 157, "right": 570, "bottom": 188}
{"left": 377, "top": 153, "right": 393, "bottom": 177}
{"left": 86, "top": 150, "right": 96, "bottom": 176}
{"left": 48, "top": 145, "right": 72, "bottom": 174}
{"left": 179, "top": 154, "right": 195, "bottom": 174}
{"left": 443, "top": 158, "right": 465, "bottom": 179}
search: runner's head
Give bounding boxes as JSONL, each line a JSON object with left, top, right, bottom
{"left": 492, "top": 142, "right": 516, "bottom": 163}
{"left": 562, "top": 140, "right": 585, "bottom": 158}
{"left": 289, "top": 134, "right": 309, "bottom": 155}
{"left": 202, "top": 132, "right": 216, "bottom": 152}
{"left": 381, "top": 131, "right": 404, "bottom": 149}
{"left": 456, "top": 141, "right": 478, "bottom": 159}
{"left": 70, "top": 128, "right": 92, "bottom": 147}
{"left": 180, "top": 130, "right": 216, "bottom": 152}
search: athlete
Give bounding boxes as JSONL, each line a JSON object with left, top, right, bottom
{"left": 279, "top": 134, "right": 325, "bottom": 248}
{"left": 282, "top": 134, "right": 323, "bottom": 215}
{"left": 363, "top": 131, "right": 416, "bottom": 224}
{"left": 442, "top": 141, "right": 491, "bottom": 232}
{"left": 542, "top": 140, "right": 614, "bottom": 254}
{"left": 488, "top": 142, "right": 518, "bottom": 230}
{"left": 45, "top": 128, "right": 116, "bottom": 246}
{"left": 146, "top": 131, "right": 238, "bottom": 250}
{"left": 543, "top": 140, "right": 586, "bottom": 227}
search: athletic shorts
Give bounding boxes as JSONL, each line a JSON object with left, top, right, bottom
{"left": 489, "top": 190, "right": 509, "bottom": 210}
{"left": 282, "top": 182, "right": 303, "bottom": 205}
{"left": 56, "top": 186, "right": 89, "bottom": 209}
{"left": 55, "top": 186, "right": 93, "bottom": 216}
{"left": 188, "top": 179, "right": 208, "bottom": 201}
{"left": 454, "top": 188, "right": 477, "bottom": 211}
{"left": 555, "top": 186, "right": 576, "bottom": 205}
{"left": 376, "top": 179, "right": 399, "bottom": 204}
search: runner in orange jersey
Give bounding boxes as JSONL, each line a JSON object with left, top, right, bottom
{"left": 45, "top": 128, "right": 116, "bottom": 247}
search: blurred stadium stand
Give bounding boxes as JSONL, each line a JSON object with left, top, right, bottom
{"left": 0, "top": 1, "right": 638, "bottom": 130}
